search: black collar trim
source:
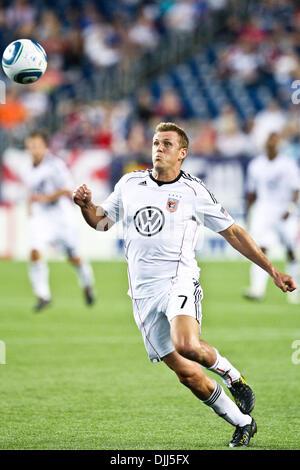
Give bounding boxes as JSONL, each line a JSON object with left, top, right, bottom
{"left": 149, "top": 170, "right": 182, "bottom": 186}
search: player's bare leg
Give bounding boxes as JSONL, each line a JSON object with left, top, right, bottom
{"left": 68, "top": 256, "right": 95, "bottom": 306}
{"left": 163, "top": 349, "right": 215, "bottom": 400}
{"left": 286, "top": 249, "right": 300, "bottom": 304}
{"left": 170, "top": 315, "right": 255, "bottom": 414}
{"left": 244, "top": 247, "right": 269, "bottom": 300}
{"left": 162, "top": 350, "right": 257, "bottom": 447}
{"left": 29, "top": 249, "right": 51, "bottom": 312}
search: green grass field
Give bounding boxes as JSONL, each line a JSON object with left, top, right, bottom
{"left": 0, "top": 260, "right": 299, "bottom": 450}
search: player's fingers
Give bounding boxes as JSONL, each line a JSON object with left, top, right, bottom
{"left": 277, "top": 277, "right": 296, "bottom": 293}
{"left": 73, "top": 187, "right": 85, "bottom": 201}
{"left": 72, "top": 187, "right": 80, "bottom": 199}
{"left": 74, "top": 185, "right": 86, "bottom": 196}
{"left": 83, "top": 188, "right": 92, "bottom": 199}
{"left": 78, "top": 184, "right": 91, "bottom": 197}
{"left": 82, "top": 184, "right": 92, "bottom": 196}
{"left": 286, "top": 279, "right": 297, "bottom": 292}
{"left": 274, "top": 277, "right": 287, "bottom": 292}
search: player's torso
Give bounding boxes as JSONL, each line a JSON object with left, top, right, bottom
{"left": 120, "top": 172, "right": 199, "bottom": 255}
{"left": 29, "top": 159, "right": 57, "bottom": 196}
{"left": 28, "top": 156, "right": 72, "bottom": 216}
{"left": 252, "top": 156, "right": 295, "bottom": 210}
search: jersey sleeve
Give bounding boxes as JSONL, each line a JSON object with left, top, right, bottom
{"left": 285, "top": 160, "right": 300, "bottom": 191}
{"left": 196, "top": 186, "right": 235, "bottom": 233}
{"left": 101, "top": 179, "right": 123, "bottom": 223}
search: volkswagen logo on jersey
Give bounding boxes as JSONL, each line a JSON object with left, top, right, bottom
{"left": 134, "top": 206, "right": 165, "bottom": 237}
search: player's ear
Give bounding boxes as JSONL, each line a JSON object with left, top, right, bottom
{"left": 179, "top": 147, "right": 188, "bottom": 162}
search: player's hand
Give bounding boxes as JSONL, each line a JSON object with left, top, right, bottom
{"left": 272, "top": 270, "right": 297, "bottom": 292}
{"left": 73, "top": 184, "right": 92, "bottom": 208}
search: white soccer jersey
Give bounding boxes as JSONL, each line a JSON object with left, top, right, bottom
{"left": 23, "top": 152, "right": 74, "bottom": 218}
{"left": 246, "top": 154, "right": 300, "bottom": 216}
{"left": 101, "top": 169, "right": 234, "bottom": 298}
{"left": 24, "top": 153, "right": 79, "bottom": 255}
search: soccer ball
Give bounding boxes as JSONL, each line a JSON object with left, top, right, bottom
{"left": 2, "top": 39, "right": 47, "bottom": 84}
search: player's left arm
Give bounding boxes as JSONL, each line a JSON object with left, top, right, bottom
{"left": 219, "top": 223, "right": 296, "bottom": 293}
{"left": 31, "top": 159, "right": 75, "bottom": 203}
{"left": 282, "top": 189, "right": 299, "bottom": 220}
{"left": 30, "top": 189, "right": 71, "bottom": 203}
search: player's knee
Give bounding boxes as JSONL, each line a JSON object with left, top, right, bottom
{"left": 69, "top": 256, "right": 81, "bottom": 266}
{"left": 287, "top": 250, "right": 295, "bottom": 262}
{"left": 177, "top": 367, "right": 204, "bottom": 389}
{"left": 30, "top": 250, "right": 40, "bottom": 262}
{"left": 174, "top": 340, "right": 201, "bottom": 361}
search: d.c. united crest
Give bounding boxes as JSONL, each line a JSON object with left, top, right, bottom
{"left": 166, "top": 197, "right": 179, "bottom": 213}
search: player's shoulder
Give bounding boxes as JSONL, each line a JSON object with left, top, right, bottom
{"left": 180, "top": 170, "right": 208, "bottom": 191}
{"left": 278, "top": 153, "right": 299, "bottom": 169}
{"left": 118, "top": 169, "right": 151, "bottom": 185}
{"left": 247, "top": 154, "right": 265, "bottom": 171}
{"left": 45, "top": 153, "right": 68, "bottom": 171}
{"left": 181, "top": 170, "right": 202, "bottom": 183}
{"left": 180, "top": 170, "right": 218, "bottom": 200}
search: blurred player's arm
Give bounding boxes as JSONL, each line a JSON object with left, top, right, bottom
{"left": 73, "top": 184, "right": 114, "bottom": 231}
{"left": 219, "top": 223, "right": 296, "bottom": 293}
{"left": 282, "top": 189, "right": 299, "bottom": 220}
{"left": 245, "top": 191, "right": 256, "bottom": 215}
{"left": 30, "top": 189, "right": 71, "bottom": 203}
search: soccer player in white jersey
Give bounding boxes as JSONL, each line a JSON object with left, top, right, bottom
{"left": 244, "top": 132, "right": 300, "bottom": 303}
{"left": 25, "top": 131, "right": 95, "bottom": 312}
{"left": 73, "top": 122, "right": 296, "bottom": 447}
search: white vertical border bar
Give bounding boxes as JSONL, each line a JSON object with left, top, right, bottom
{"left": 0, "top": 80, "right": 6, "bottom": 104}
{"left": 0, "top": 340, "right": 6, "bottom": 364}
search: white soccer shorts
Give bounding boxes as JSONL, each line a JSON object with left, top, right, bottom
{"left": 250, "top": 210, "right": 299, "bottom": 251}
{"left": 132, "top": 277, "right": 203, "bottom": 363}
{"left": 29, "top": 211, "right": 79, "bottom": 258}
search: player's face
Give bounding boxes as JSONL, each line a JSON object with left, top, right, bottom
{"left": 152, "top": 131, "right": 187, "bottom": 172}
{"left": 265, "top": 133, "right": 280, "bottom": 157}
{"left": 26, "top": 136, "right": 47, "bottom": 164}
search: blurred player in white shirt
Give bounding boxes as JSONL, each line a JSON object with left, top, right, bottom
{"left": 25, "top": 131, "right": 95, "bottom": 312}
{"left": 73, "top": 122, "right": 296, "bottom": 447}
{"left": 244, "top": 132, "right": 300, "bottom": 303}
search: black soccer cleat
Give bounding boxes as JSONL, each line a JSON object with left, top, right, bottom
{"left": 229, "top": 376, "right": 255, "bottom": 415}
{"left": 229, "top": 417, "right": 257, "bottom": 447}
{"left": 84, "top": 287, "right": 95, "bottom": 306}
{"left": 33, "top": 298, "right": 51, "bottom": 313}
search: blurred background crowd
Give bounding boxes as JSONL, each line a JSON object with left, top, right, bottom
{"left": 0, "top": 0, "right": 300, "bottom": 193}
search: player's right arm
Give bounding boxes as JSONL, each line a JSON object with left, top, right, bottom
{"left": 73, "top": 184, "right": 114, "bottom": 231}
{"left": 245, "top": 160, "right": 257, "bottom": 219}
{"left": 245, "top": 191, "right": 256, "bottom": 220}
{"left": 246, "top": 191, "right": 256, "bottom": 210}
{"left": 220, "top": 223, "right": 296, "bottom": 293}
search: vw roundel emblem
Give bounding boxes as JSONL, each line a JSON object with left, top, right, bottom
{"left": 134, "top": 206, "right": 165, "bottom": 237}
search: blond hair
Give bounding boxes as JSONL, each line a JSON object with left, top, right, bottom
{"left": 154, "top": 122, "right": 189, "bottom": 149}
